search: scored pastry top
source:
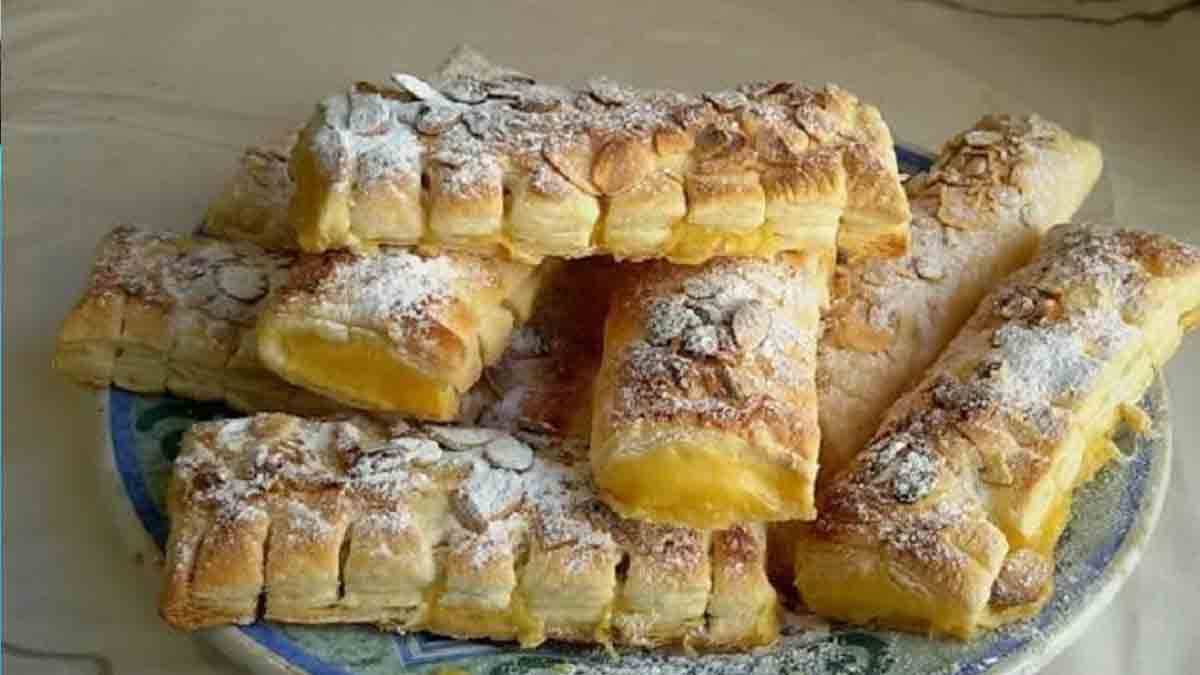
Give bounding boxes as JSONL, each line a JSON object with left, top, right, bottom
{"left": 601, "top": 254, "right": 826, "bottom": 455}
{"left": 294, "top": 70, "right": 910, "bottom": 260}
{"left": 163, "top": 413, "right": 773, "bottom": 643}
{"left": 825, "top": 114, "right": 1102, "bottom": 353}
{"left": 85, "top": 226, "right": 296, "bottom": 325}
{"left": 815, "top": 224, "right": 1199, "bottom": 555}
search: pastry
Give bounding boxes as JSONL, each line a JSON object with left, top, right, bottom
{"left": 791, "top": 224, "right": 1200, "bottom": 637}
{"left": 288, "top": 69, "right": 909, "bottom": 264}
{"left": 202, "top": 128, "right": 300, "bottom": 250}
{"left": 590, "top": 251, "right": 829, "bottom": 529}
{"left": 818, "top": 114, "right": 1103, "bottom": 482}
{"left": 255, "top": 248, "right": 548, "bottom": 420}
{"left": 53, "top": 226, "right": 337, "bottom": 414}
{"left": 160, "top": 414, "right": 779, "bottom": 650}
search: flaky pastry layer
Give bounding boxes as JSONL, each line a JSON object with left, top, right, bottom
{"left": 289, "top": 58, "right": 909, "bottom": 264}
{"left": 162, "top": 414, "right": 778, "bottom": 650}
{"left": 256, "top": 248, "right": 546, "bottom": 420}
{"left": 818, "top": 114, "right": 1103, "bottom": 482}
{"left": 203, "top": 128, "right": 300, "bottom": 250}
{"left": 53, "top": 226, "right": 336, "bottom": 414}
{"left": 792, "top": 224, "right": 1200, "bottom": 637}
{"left": 590, "top": 252, "right": 828, "bottom": 528}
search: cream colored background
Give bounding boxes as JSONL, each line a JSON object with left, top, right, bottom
{"left": 4, "top": 1, "right": 1199, "bottom": 673}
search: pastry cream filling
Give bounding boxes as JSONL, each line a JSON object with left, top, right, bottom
{"left": 794, "top": 548, "right": 982, "bottom": 639}
{"left": 267, "top": 327, "right": 458, "bottom": 419}
{"left": 595, "top": 434, "right": 813, "bottom": 529}
{"left": 662, "top": 222, "right": 778, "bottom": 265}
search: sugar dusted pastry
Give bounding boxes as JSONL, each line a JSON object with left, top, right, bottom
{"left": 53, "top": 226, "right": 336, "bottom": 413}
{"left": 289, "top": 68, "right": 909, "bottom": 264}
{"left": 203, "top": 128, "right": 300, "bottom": 250}
{"left": 792, "top": 224, "right": 1200, "bottom": 637}
{"left": 255, "top": 249, "right": 547, "bottom": 420}
{"left": 590, "top": 252, "right": 828, "bottom": 529}
{"left": 161, "top": 414, "right": 779, "bottom": 650}
{"left": 818, "top": 114, "right": 1103, "bottom": 482}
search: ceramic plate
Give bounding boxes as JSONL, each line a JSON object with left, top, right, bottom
{"left": 97, "top": 147, "right": 1173, "bottom": 675}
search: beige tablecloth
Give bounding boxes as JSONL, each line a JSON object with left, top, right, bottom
{"left": 4, "top": 1, "right": 1199, "bottom": 672}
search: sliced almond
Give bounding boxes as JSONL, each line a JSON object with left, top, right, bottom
{"left": 914, "top": 256, "right": 945, "bottom": 281}
{"left": 390, "top": 73, "right": 446, "bottom": 103}
{"left": 483, "top": 436, "right": 534, "bottom": 472}
{"left": 543, "top": 137, "right": 600, "bottom": 195}
{"left": 755, "top": 126, "right": 809, "bottom": 165}
{"left": 416, "top": 104, "right": 462, "bottom": 135}
{"left": 216, "top": 263, "right": 269, "bottom": 303}
{"left": 426, "top": 426, "right": 504, "bottom": 451}
{"left": 441, "top": 77, "right": 487, "bottom": 104}
{"left": 703, "top": 90, "right": 749, "bottom": 112}
{"left": 453, "top": 467, "right": 525, "bottom": 532}
{"left": 587, "top": 76, "right": 634, "bottom": 105}
{"left": 653, "top": 127, "right": 694, "bottom": 156}
{"left": 591, "top": 138, "right": 654, "bottom": 195}
{"left": 694, "top": 124, "right": 746, "bottom": 161}
{"left": 731, "top": 300, "right": 771, "bottom": 350}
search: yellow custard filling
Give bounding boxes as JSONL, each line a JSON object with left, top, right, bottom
{"left": 265, "top": 327, "right": 458, "bottom": 420}
{"left": 595, "top": 434, "right": 814, "bottom": 529}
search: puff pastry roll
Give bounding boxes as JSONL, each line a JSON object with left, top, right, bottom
{"left": 53, "top": 226, "right": 336, "bottom": 414}
{"left": 818, "top": 114, "right": 1102, "bottom": 481}
{"left": 289, "top": 68, "right": 909, "bottom": 264}
{"left": 590, "top": 252, "right": 829, "bottom": 529}
{"left": 161, "top": 414, "right": 779, "bottom": 650}
{"left": 792, "top": 224, "right": 1200, "bottom": 637}
{"left": 255, "top": 249, "right": 547, "bottom": 420}
{"left": 202, "top": 128, "right": 300, "bottom": 250}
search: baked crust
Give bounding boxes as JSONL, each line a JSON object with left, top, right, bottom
{"left": 202, "top": 128, "right": 300, "bottom": 250}
{"left": 590, "top": 252, "right": 829, "bottom": 528}
{"left": 288, "top": 63, "right": 908, "bottom": 264}
{"left": 161, "top": 414, "right": 778, "bottom": 650}
{"left": 818, "top": 114, "right": 1103, "bottom": 482}
{"left": 52, "top": 226, "right": 337, "bottom": 414}
{"left": 255, "top": 248, "right": 547, "bottom": 420}
{"left": 792, "top": 224, "right": 1200, "bottom": 637}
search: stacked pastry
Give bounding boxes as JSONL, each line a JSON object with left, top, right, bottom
{"left": 54, "top": 48, "right": 1200, "bottom": 654}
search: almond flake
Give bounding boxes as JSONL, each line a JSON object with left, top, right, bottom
{"left": 483, "top": 436, "right": 534, "bottom": 472}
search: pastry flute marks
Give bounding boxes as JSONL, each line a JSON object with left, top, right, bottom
{"left": 793, "top": 224, "right": 1200, "bottom": 638}
{"left": 53, "top": 226, "right": 336, "bottom": 414}
{"left": 818, "top": 114, "right": 1103, "bottom": 482}
{"left": 289, "top": 69, "right": 910, "bottom": 264}
{"left": 161, "top": 414, "right": 779, "bottom": 651}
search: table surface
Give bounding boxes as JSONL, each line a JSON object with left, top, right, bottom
{"left": 4, "top": 1, "right": 1200, "bottom": 673}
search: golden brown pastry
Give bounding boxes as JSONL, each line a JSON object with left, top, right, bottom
{"left": 255, "top": 249, "right": 547, "bottom": 421}
{"left": 161, "top": 414, "right": 779, "bottom": 650}
{"left": 791, "top": 224, "right": 1200, "bottom": 637}
{"left": 590, "top": 252, "right": 829, "bottom": 529}
{"left": 53, "top": 226, "right": 336, "bottom": 414}
{"left": 288, "top": 69, "right": 909, "bottom": 264}
{"left": 202, "top": 128, "right": 300, "bottom": 250}
{"left": 819, "top": 114, "right": 1103, "bottom": 482}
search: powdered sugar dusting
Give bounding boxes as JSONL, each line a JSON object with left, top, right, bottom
{"left": 172, "top": 414, "right": 757, "bottom": 584}
{"left": 89, "top": 226, "right": 295, "bottom": 325}
{"left": 608, "top": 256, "right": 824, "bottom": 447}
